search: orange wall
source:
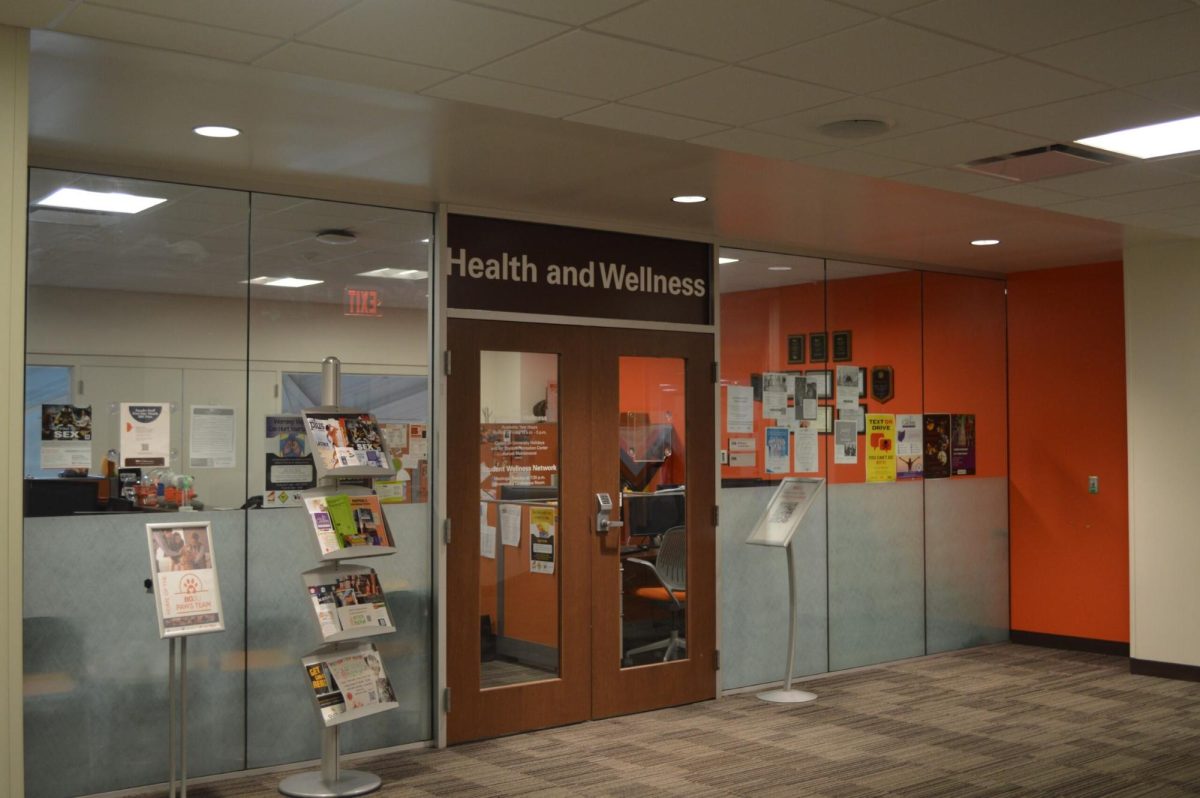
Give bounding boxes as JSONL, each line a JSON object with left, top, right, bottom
{"left": 1008, "top": 261, "right": 1129, "bottom": 643}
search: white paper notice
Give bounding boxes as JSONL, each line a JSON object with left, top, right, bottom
{"left": 726, "top": 385, "right": 754, "bottom": 434}
{"left": 835, "top": 366, "right": 861, "bottom": 411}
{"left": 896, "top": 414, "right": 923, "bottom": 479}
{"left": 834, "top": 419, "right": 859, "bottom": 465}
{"left": 729, "top": 436, "right": 756, "bottom": 468}
{"left": 121, "top": 402, "right": 171, "bottom": 467}
{"left": 481, "top": 526, "right": 496, "bottom": 559}
{"left": 189, "top": 405, "right": 236, "bottom": 468}
{"left": 796, "top": 376, "right": 818, "bottom": 421}
{"left": 764, "top": 426, "right": 790, "bottom": 473}
{"left": 794, "top": 425, "right": 818, "bottom": 473}
{"left": 762, "top": 373, "right": 790, "bottom": 421}
{"left": 499, "top": 504, "right": 521, "bottom": 547}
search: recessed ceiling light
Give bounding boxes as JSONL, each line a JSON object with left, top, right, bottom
{"left": 37, "top": 187, "right": 167, "bottom": 214}
{"left": 193, "top": 125, "right": 240, "bottom": 138}
{"left": 1076, "top": 114, "right": 1200, "bottom": 159}
{"left": 672, "top": 195, "right": 707, "bottom": 204}
{"left": 243, "top": 276, "right": 323, "bottom": 288}
{"left": 357, "top": 268, "right": 428, "bottom": 280}
{"left": 971, "top": 239, "right": 1000, "bottom": 247}
{"left": 315, "top": 229, "right": 356, "bottom": 245}
{"left": 718, "top": 257, "right": 739, "bottom": 264}
{"left": 768, "top": 265, "right": 792, "bottom": 271}
{"left": 420, "top": 238, "right": 431, "bottom": 244}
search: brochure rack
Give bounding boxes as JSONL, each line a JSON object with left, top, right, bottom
{"left": 280, "top": 357, "right": 398, "bottom": 798}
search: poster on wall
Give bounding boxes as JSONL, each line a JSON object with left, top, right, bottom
{"left": 304, "top": 642, "right": 398, "bottom": 726}
{"left": 865, "top": 414, "right": 896, "bottom": 483}
{"left": 790, "top": 376, "right": 818, "bottom": 421}
{"left": 40, "top": 404, "right": 92, "bottom": 470}
{"left": 529, "top": 506, "right": 556, "bottom": 574}
{"left": 728, "top": 436, "right": 756, "bottom": 468}
{"left": 793, "top": 424, "right": 818, "bottom": 473}
{"left": 146, "top": 521, "right": 224, "bottom": 639}
{"left": 923, "top": 414, "right": 952, "bottom": 479}
{"left": 189, "top": 405, "right": 236, "bottom": 469}
{"left": 895, "top": 414, "right": 924, "bottom": 479}
{"left": 835, "top": 366, "right": 861, "bottom": 411}
{"left": 952, "top": 414, "right": 977, "bottom": 476}
{"left": 726, "top": 385, "right": 754, "bottom": 433}
{"left": 265, "top": 415, "right": 316, "bottom": 507}
{"left": 764, "top": 426, "right": 790, "bottom": 473}
{"left": 761, "top": 373, "right": 790, "bottom": 421}
{"left": 121, "top": 402, "right": 170, "bottom": 467}
{"left": 833, "top": 420, "right": 858, "bottom": 465}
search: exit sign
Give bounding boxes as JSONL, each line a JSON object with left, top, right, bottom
{"left": 344, "top": 287, "right": 382, "bottom": 317}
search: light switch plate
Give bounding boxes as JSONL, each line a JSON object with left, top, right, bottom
{"left": 720, "top": 449, "right": 728, "bottom": 465}
{"left": 1088, "top": 475, "right": 1099, "bottom": 494}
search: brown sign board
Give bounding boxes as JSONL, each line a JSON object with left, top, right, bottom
{"left": 447, "top": 214, "right": 712, "bottom": 325}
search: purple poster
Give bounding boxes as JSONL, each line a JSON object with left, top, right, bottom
{"left": 951, "top": 414, "right": 976, "bottom": 476}
{"left": 923, "top": 414, "right": 951, "bottom": 479}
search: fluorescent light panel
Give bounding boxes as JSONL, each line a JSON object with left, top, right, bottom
{"left": 194, "top": 125, "right": 240, "bottom": 138}
{"left": 672, "top": 195, "right": 706, "bottom": 204}
{"left": 38, "top": 187, "right": 167, "bottom": 214}
{"left": 357, "top": 268, "right": 427, "bottom": 280}
{"left": 718, "top": 257, "right": 738, "bottom": 264}
{"left": 245, "top": 276, "right": 323, "bottom": 287}
{"left": 1076, "top": 114, "right": 1200, "bottom": 159}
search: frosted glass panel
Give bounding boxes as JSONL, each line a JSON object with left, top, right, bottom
{"left": 23, "top": 512, "right": 247, "bottom": 798}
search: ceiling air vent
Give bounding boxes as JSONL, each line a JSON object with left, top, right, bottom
{"left": 958, "top": 144, "right": 1122, "bottom": 183}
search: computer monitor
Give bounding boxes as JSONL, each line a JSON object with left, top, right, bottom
{"left": 24, "top": 478, "right": 102, "bottom": 517}
{"left": 623, "top": 490, "right": 686, "bottom": 542}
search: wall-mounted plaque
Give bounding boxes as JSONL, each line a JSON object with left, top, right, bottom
{"left": 832, "top": 330, "right": 852, "bottom": 362}
{"left": 871, "top": 365, "right": 894, "bottom": 403}
{"left": 810, "top": 332, "right": 827, "bottom": 363}
{"left": 787, "top": 334, "right": 806, "bottom": 364}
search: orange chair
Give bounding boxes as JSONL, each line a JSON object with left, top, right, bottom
{"left": 623, "top": 526, "right": 686, "bottom": 663}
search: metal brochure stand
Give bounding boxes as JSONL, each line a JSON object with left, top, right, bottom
{"left": 745, "top": 478, "right": 825, "bottom": 704}
{"left": 279, "top": 357, "right": 396, "bottom": 798}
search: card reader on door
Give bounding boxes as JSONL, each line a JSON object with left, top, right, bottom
{"left": 595, "top": 492, "right": 623, "bottom": 534}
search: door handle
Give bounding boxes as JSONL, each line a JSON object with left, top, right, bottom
{"left": 595, "top": 492, "right": 623, "bottom": 535}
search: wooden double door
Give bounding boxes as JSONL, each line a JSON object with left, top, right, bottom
{"left": 446, "top": 319, "right": 716, "bottom": 743}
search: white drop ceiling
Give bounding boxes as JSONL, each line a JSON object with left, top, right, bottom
{"left": 8, "top": 0, "right": 1200, "bottom": 280}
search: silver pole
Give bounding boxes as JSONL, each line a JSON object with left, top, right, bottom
{"left": 321, "top": 356, "right": 342, "bottom": 406}
{"left": 783, "top": 542, "right": 797, "bottom": 692}
{"left": 168, "top": 638, "right": 176, "bottom": 798}
{"left": 181, "top": 635, "right": 188, "bottom": 798}
{"left": 322, "top": 725, "right": 339, "bottom": 785}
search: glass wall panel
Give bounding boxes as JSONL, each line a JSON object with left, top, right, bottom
{"left": 825, "top": 262, "right": 926, "bottom": 670}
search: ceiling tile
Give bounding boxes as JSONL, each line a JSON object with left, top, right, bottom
{"left": 746, "top": 19, "right": 1001, "bottom": 94}
{"left": 860, "top": 122, "right": 1049, "bottom": 166}
{"left": 873, "top": 58, "right": 1105, "bottom": 119}
{"left": 423, "top": 74, "right": 602, "bottom": 118}
{"left": 835, "top": 0, "right": 932, "bottom": 13}
{"left": 1027, "top": 9, "right": 1200, "bottom": 87}
{"left": 896, "top": 0, "right": 1192, "bottom": 54}
{"left": 893, "top": 168, "right": 1012, "bottom": 193}
{"left": 1043, "top": 197, "right": 1130, "bottom": 219}
{"left": 1031, "top": 164, "right": 1191, "bottom": 198}
{"left": 689, "top": 129, "right": 833, "bottom": 161}
{"left": 1163, "top": 223, "right": 1200, "bottom": 239}
{"left": 1160, "top": 153, "right": 1200, "bottom": 177}
{"left": 1127, "top": 73, "right": 1200, "bottom": 113}
{"left": 750, "top": 96, "right": 957, "bottom": 144}
{"left": 796, "top": 149, "right": 923, "bottom": 178}
{"left": 565, "top": 103, "right": 728, "bottom": 140}
{"left": 254, "top": 43, "right": 455, "bottom": 94}
{"left": 0, "top": 0, "right": 72, "bottom": 29}
{"left": 972, "top": 184, "right": 1079, "bottom": 207}
{"left": 85, "top": 0, "right": 356, "bottom": 38}
{"left": 624, "top": 67, "right": 846, "bottom": 126}
{"left": 1092, "top": 182, "right": 1200, "bottom": 215}
{"left": 587, "top": 0, "right": 872, "bottom": 62}
{"left": 982, "top": 91, "right": 1190, "bottom": 142}
{"left": 477, "top": 31, "right": 721, "bottom": 100}
{"left": 466, "top": 0, "right": 642, "bottom": 25}
{"left": 299, "top": 0, "right": 567, "bottom": 72}
{"left": 1109, "top": 210, "right": 1196, "bottom": 230}
{"left": 58, "top": 4, "right": 280, "bottom": 62}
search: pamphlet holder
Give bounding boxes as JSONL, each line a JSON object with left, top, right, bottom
{"left": 744, "top": 478, "right": 825, "bottom": 704}
{"left": 280, "top": 357, "right": 393, "bottom": 798}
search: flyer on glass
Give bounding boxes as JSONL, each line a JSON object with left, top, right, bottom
{"left": 265, "top": 415, "right": 316, "bottom": 507}
{"left": 761, "top": 373, "right": 790, "bottom": 421}
{"left": 146, "top": 521, "right": 224, "bottom": 639}
{"left": 40, "top": 403, "right": 92, "bottom": 470}
{"left": 865, "top": 414, "right": 896, "bottom": 483}
{"left": 793, "top": 424, "right": 819, "bottom": 473}
{"left": 189, "top": 405, "right": 236, "bottom": 469}
{"left": 835, "top": 366, "right": 862, "bottom": 411}
{"left": 499, "top": 503, "right": 522, "bottom": 547}
{"left": 951, "top": 414, "right": 977, "bottom": 475}
{"left": 923, "top": 414, "right": 952, "bottom": 479}
{"left": 121, "top": 402, "right": 170, "bottom": 467}
{"left": 895, "top": 414, "right": 923, "bottom": 479}
{"left": 529, "top": 505, "right": 556, "bottom": 574}
{"left": 728, "top": 436, "right": 756, "bottom": 468}
{"left": 303, "top": 564, "right": 393, "bottom": 641}
{"left": 726, "top": 385, "right": 754, "bottom": 434}
{"left": 833, "top": 419, "right": 858, "bottom": 465}
{"left": 764, "top": 426, "right": 790, "bottom": 473}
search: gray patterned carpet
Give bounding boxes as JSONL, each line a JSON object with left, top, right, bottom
{"left": 120, "top": 644, "right": 1200, "bottom": 797}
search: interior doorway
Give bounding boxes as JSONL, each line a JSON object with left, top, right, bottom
{"left": 446, "top": 319, "right": 716, "bottom": 743}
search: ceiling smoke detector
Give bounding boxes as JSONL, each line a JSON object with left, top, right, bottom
{"left": 958, "top": 144, "right": 1121, "bottom": 183}
{"left": 817, "top": 117, "right": 894, "bottom": 139}
{"left": 315, "top": 228, "right": 356, "bottom": 245}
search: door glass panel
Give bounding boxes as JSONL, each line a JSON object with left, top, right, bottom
{"left": 619, "top": 357, "right": 688, "bottom": 666}
{"left": 479, "top": 351, "right": 561, "bottom": 687}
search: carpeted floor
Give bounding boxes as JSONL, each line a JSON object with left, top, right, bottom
{"left": 121, "top": 644, "right": 1200, "bottom": 797}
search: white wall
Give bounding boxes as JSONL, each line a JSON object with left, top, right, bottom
{"left": 1125, "top": 238, "right": 1200, "bottom": 668}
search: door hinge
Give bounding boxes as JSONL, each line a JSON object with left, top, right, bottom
{"left": 711, "top": 361, "right": 719, "bottom": 384}
{"left": 714, "top": 650, "right": 720, "bottom": 671}
{"left": 443, "top": 349, "right": 452, "bottom": 376}
{"left": 712, "top": 505, "right": 720, "bottom": 526}
{"left": 443, "top": 687, "right": 451, "bottom": 713}
{"left": 443, "top": 518, "right": 451, "bottom": 545}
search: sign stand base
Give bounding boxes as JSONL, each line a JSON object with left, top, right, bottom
{"left": 757, "top": 688, "right": 818, "bottom": 703}
{"left": 278, "top": 725, "right": 381, "bottom": 798}
{"left": 756, "top": 542, "right": 817, "bottom": 705}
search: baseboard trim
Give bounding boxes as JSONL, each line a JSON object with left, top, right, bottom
{"left": 1130, "top": 658, "right": 1200, "bottom": 683}
{"left": 1010, "top": 629, "right": 1129, "bottom": 656}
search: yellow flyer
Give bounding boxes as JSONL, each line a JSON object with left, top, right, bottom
{"left": 528, "top": 506, "right": 556, "bottom": 575}
{"left": 865, "top": 414, "right": 896, "bottom": 483}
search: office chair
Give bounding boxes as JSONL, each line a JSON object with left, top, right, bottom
{"left": 623, "top": 525, "right": 686, "bottom": 664}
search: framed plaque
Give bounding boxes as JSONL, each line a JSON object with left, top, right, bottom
{"left": 787, "top": 334, "right": 806, "bottom": 365}
{"left": 810, "top": 332, "right": 827, "bottom": 363}
{"left": 870, "top": 365, "right": 895, "bottom": 403}
{"left": 832, "top": 330, "right": 852, "bottom": 362}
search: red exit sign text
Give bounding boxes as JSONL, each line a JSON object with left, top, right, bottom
{"left": 344, "top": 287, "right": 383, "bottom": 317}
